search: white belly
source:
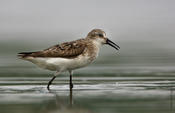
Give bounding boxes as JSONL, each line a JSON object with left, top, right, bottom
{"left": 25, "top": 55, "right": 93, "bottom": 71}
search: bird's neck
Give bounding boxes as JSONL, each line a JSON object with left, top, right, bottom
{"left": 92, "top": 40, "right": 103, "bottom": 49}
{"left": 84, "top": 40, "right": 102, "bottom": 62}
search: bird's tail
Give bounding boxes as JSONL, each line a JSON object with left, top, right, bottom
{"left": 18, "top": 52, "right": 34, "bottom": 59}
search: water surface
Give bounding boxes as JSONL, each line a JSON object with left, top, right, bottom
{"left": 0, "top": 54, "right": 175, "bottom": 113}
{"left": 0, "top": 76, "right": 174, "bottom": 113}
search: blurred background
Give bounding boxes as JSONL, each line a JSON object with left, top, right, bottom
{"left": 0, "top": 0, "right": 175, "bottom": 76}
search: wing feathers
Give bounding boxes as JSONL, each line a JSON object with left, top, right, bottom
{"left": 18, "top": 39, "right": 87, "bottom": 58}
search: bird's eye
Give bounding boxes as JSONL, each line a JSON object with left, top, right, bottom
{"left": 98, "top": 34, "right": 103, "bottom": 37}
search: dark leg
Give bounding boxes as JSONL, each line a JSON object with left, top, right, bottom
{"left": 47, "top": 75, "right": 56, "bottom": 90}
{"left": 70, "top": 74, "right": 73, "bottom": 89}
{"left": 69, "top": 71, "right": 73, "bottom": 106}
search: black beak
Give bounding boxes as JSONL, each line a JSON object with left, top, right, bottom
{"left": 106, "top": 39, "right": 120, "bottom": 50}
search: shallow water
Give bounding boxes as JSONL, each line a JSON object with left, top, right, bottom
{"left": 0, "top": 55, "right": 175, "bottom": 113}
{"left": 0, "top": 76, "right": 175, "bottom": 113}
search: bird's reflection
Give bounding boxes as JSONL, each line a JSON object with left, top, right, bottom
{"left": 170, "top": 86, "right": 174, "bottom": 111}
{"left": 48, "top": 87, "right": 73, "bottom": 107}
{"left": 69, "top": 87, "right": 73, "bottom": 106}
{"left": 44, "top": 87, "right": 92, "bottom": 113}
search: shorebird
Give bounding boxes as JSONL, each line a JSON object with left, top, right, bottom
{"left": 18, "top": 29, "right": 120, "bottom": 90}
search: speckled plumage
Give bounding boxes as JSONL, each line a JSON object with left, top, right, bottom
{"left": 18, "top": 29, "right": 107, "bottom": 71}
{"left": 19, "top": 39, "right": 87, "bottom": 58}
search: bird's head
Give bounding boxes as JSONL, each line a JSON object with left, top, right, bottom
{"left": 86, "top": 29, "right": 120, "bottom": 50}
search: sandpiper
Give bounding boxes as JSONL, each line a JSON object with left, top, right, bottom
{"left": 18, "top": 29, "right": 120, "bottom": 90}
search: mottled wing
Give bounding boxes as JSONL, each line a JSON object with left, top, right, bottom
{"left": 19, "top": 39, "right": 86, "bottom": 58}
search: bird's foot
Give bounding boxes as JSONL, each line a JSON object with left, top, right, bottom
{"left": 70, "top": 83, "right": 73, "bottom": 89}
{"left": 47, "top": 85, "right": 50, "bottom": 91}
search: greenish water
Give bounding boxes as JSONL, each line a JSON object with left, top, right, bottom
{"left": 0, "top": 52, "right": 175, "bottom": 113}
{"left": 0, "top": 77, "right": 174, "bottom": 113}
